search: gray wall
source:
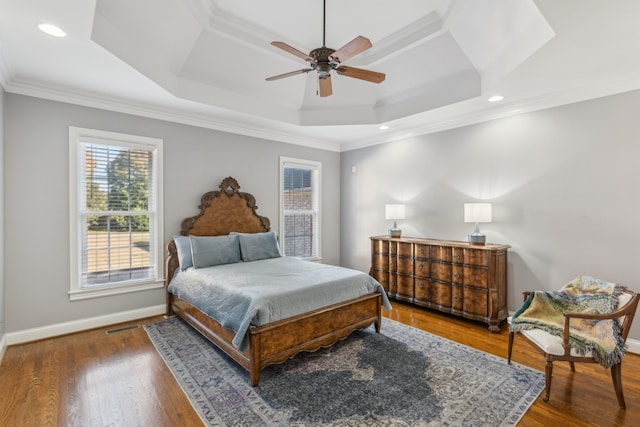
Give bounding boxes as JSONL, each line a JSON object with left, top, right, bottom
{"left": 341, "top": 89, "right": 640, "bottom": 341}
{"left": 3, "top": 94, "right": 341, "bottom": 333}
{"left": 0, "top": 87, "right": 5, "bottom": 341}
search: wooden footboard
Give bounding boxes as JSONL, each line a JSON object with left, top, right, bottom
{"left": 169, "top": 292, "right": 382, "bottom": 386}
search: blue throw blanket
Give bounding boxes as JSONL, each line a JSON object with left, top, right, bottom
{"left": 168, "top": 257, "right": 392, "bottom": 350}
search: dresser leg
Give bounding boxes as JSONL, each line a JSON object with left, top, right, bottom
{"left": 488, "top": 322, "right": 501, "bottom": 333}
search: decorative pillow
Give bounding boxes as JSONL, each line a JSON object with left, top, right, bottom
{"left": 173, "top": 235, "right": 193, "bottom": 271}
{"left": 235, "top": 231, "right": 281, "bottom": 262}
{"left": 189, "top": 234, "right": 242, "bottom": 268}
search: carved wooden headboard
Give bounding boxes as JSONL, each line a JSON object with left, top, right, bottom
{"left": 165, "top": 176, "right": 271, "bottom": 284}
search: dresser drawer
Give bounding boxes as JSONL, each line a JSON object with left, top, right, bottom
{"left": 395, "top": 242, "right": 413, "bottom": 257}
{"left": 372, "top": 239, "right": 389, "bottom": 254}
{"left": 462, "top": 266, "right": 489, "bottom": 288}
{"left": 389, "top": 241, "right": 413, "bottom": 256}
{"left": 388, "top": 274, "right": 398, "bottom": 294}
{"left": 463, "top": 287, "right": 488, "bottom": 317}
{"left": 452, "top": 248, "right": 489, "bottom": 266}
{"left": 431, "top": 261, "right": 451, "bottom": 282}
{"left": 370, "top": 269, "right": 389, "bottom": 291}
{"left": 395, "top": 274, "right": 414, "bottom": 299}
{"left": 414, "top": 260, "right": 430, "bottom": 278}
{"left": 452, "top": 264, "right": 488, "bottom": 287}
{"left": 372, "top": 253, "right": 388, "bottom": 270}
{"left": 452, "top": 285, "right": 464, "bottom": 311}
{"left": 414, "top": 278, "right": 429, "bottom": 302}
{"left": 396, "top": 256, "right": 414, "bottom": 275}
{"left": 414, "top": 244, "right": 429, "bottom": 259}
{"left": 430, "top": 281, "right": 452, "bottom": 309}
{"left": 452, "top": 265, "right": 464, "bottom": 285}
{"left": 430, "top": 245, "right": 452, "bottom": 262}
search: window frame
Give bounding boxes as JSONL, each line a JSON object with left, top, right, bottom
{"left": 279, "top": 156, "right": 322, "bottom": 261}
{"left": 69, "top": 127, "right": 164, "bottom": 301}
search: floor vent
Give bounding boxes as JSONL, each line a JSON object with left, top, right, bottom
{"left": 105, "top": 324, "right": 140, "bottom": 335}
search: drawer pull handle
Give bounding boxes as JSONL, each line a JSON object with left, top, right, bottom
{"left": 418, "top": 263, "right": 424, "bottom": 269}
{"left": 453, "top": 295, "right": 460, "bottom": 301}
{"left": 454, "top": 273, "right": 461, "bottom": 279}
{"left": 418, "top": 281, "right": 424, "bottom": 288}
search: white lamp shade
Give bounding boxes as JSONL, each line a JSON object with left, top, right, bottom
{"left": 385, "top": 204, "right": 406, "bottom": 220}
{"left": 464, "top": 203, "right": 492, "bottom": 223}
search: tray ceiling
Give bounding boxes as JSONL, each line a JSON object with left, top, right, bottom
{"left": 2, "top": 0, "right": 640, "bottom": 151}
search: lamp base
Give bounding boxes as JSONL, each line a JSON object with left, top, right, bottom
{"left": 389, "top": 228, "right": 402, "bottom": 238}
{"left": 468, "top": 232, "right": 486, "bottom": 245}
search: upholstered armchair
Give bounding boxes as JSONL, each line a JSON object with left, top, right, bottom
{"left": 507, "top": 277, "right": 639, "bottom": 409}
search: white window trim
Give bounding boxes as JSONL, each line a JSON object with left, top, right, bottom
{"left": 279, "top": 156, "right": 322, "bottom": 262}
{"left": 69, "top": 127, "right": 164, "bottom": 301}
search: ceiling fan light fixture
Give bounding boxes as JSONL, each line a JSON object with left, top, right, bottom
{"left": 265, "top": 0, "right": 385, "bottom": 97}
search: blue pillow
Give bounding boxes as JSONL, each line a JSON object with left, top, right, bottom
{"left": 235, "top": 231, "right": 281, "bottom": 262}
{"left": 173, "top": 235, "right": 193, "bottom": 271}
{"left": 190, "top": 234, "right": 242, "bottom": 268}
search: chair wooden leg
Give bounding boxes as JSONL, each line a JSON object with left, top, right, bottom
{"left": 543, "top": 358, "right": 553, "bottom": 402}
{"left": 611, "top": 363, "right": 626, "bottom": 409}
{"left": 507, "top": 331, "right": 514, "bottom": 364}
{"left": 569, "top": 361, "right": 575, "bottom": 372}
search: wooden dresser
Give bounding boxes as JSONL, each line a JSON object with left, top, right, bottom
{"left": 370, "top": 236, "right": 510, "bottom": 332}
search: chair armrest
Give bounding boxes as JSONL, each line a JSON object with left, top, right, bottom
{"left": 561, "top": 293, "right": 639, "bottom": 347}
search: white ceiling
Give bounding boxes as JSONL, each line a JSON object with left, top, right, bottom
{"left": 2, "top": 0, "right": 640, "bottom": 152}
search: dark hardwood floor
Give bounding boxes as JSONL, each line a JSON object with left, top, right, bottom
{"left": 0, "top": 301, "right": 638, "bottom": 426}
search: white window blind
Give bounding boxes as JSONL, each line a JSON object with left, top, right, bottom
{"left": 279, "top": 157, "right": 321, "bottom": 260}
{"left": 69, "top": 127, "right": 164, "bottom": 300}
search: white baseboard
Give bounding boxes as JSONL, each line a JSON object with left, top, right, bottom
{"left": 626, "top": 338, "right": 640, "bottom": 355}
{"left": 0, "top": 334, "right": 6, "bottom": 364}
{"left": 4, "top": 304, "right": 166, "bottom": 346}
{"left": 2, "top": 306, "right": 639, "bottom": 357}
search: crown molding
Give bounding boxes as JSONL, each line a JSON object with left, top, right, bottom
{"left": 341, "top": 73, "right": 640, "bottom": 152}
{"left": 0, "top": 42, "right": 13, "bottom": 89}
{"left": 5, "top": 79, "right": 342, "bottom": 152}
{"left": 6, "top": 70, "right": 640, "bottom": 154}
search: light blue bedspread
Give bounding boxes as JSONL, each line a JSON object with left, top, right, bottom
{"left": 168, "top": 257, "right": 391, "bottom": 350}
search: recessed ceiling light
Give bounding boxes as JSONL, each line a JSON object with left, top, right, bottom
{"left": 38, "top": 23, "right": 67, "bottom": 38}
{"left": 379, "top": 125, "right": 389, "bottom": 130}
{"left": 488, "top": 95, "right": 504, "bottom": 103}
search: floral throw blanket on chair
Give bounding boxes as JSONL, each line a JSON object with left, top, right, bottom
{"left": 510, "top": 275, "right": 627, "bottom": 368}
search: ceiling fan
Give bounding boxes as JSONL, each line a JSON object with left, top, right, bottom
{"left": 265, "top": 0, "right": 385, "bottom": 97}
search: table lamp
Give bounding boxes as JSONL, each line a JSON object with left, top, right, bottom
{"left": 464, "top": 203, "right": 492, "bottom": 245}
{"left": 385, "top": 204, "right": 406, "bottom": 238}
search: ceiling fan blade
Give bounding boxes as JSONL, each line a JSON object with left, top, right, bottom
{"left": 336, "top": 66, "right": 385, "bottom": 83}
{"left": 266, "top": 68, "right": 313, "bottom": 81}
{"left": 319, "top": 75, "right": 333, "bottom": 97}
{"left": 329, "top": 36, "right": 372, "bottom": 63}
{"left": 271, "top": 41, "right": 313, "bottom": 61}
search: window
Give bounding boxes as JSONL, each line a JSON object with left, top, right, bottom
{"left": 279, "top": 157, "right": 321, "bottom": 260}
{"left": 69, "top": 127, "right": 164, "bottom": 300}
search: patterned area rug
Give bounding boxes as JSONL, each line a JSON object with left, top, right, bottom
{"left": 144, "top": 317, "right": 544, "bottom": 426}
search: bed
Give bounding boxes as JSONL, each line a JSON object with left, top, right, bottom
{"left": 165, "top": 176, "right": 390, "bottom": 386}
